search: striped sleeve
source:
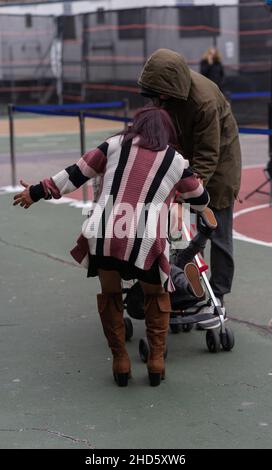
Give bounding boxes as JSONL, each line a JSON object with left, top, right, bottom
{"left": 176, "top": 167, "right": 210, "bottom": 211}
{"left": 43, "top": 142, "right": 108, "bottom": 198}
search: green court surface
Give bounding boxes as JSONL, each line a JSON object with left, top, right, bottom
{"left": 1, "top": 193, "right": 272, "bottom": 449}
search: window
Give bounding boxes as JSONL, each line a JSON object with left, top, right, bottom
{"left": 25, "top": 14, "right": 32, "bottom": 28}
{"left": 118, "top": 9, "right": 145, "bottom": 40}
{"left": 97, "top": 8, "right": 105, "bottom": 25}
{"left": 178, "top": 6, "right": 220, "bottom": 37}
{"left": 57, "top": 16, "right": 76, "bottom": 40}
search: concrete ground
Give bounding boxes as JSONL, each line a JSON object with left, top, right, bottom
{"left": 0, "top": 121, "right": 272, "bottom": 449}
{"left": 0, "top": 192, "right": 272, "bottom": 449}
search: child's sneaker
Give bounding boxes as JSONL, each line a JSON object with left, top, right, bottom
{"left": 184, "top": 263, "right": 205, "bottom": 299}
{"left": 196, "top": 298, "right": 226, "bottom": 330}
{"left": 200, "top": 207, "right": 218, "bottom": 229}
{"left": 198, "top": 207, "right": 218, "bottom": 237}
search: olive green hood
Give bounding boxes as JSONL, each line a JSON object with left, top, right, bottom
{"left": 138, "top": 49, "right": 191, "bottom": 100}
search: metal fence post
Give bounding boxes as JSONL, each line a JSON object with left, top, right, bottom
{"left": 81, "top": 14, "right": 89, "bottom": 103}
{"left": 123, "top": 98, "right": 129, "bottom": 131}
{"left": 8, "top": 103, "right": 16, "bottom": 188}
{"left": 79, "top": 111, "right": 88, "bottom": 203}
{"left": 269, "top": 102, "right": 272, "bottom": 160}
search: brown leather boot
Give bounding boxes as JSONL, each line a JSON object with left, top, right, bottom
{"left": 97, "top": 292, "right": 131, "bottom": 387}
{"left": 144, "top": 292, "right": 171, "bottom": 386}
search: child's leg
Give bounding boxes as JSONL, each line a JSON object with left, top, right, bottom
{"left": 175, "top": 207, "right": 217, "bottom": 270}
{"left": 170, "top": 263, "right": 205, "bottom": 310}
{"left": 175, "top": 234, "right": 207, "bottom": 270}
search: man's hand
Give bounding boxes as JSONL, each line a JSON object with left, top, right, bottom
{"left": 13, "top": 180, "right": 34, "bottom": 209}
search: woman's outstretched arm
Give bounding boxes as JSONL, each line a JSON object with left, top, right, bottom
{"left": 13, "top": 142, "right": 108, "bottom": 209}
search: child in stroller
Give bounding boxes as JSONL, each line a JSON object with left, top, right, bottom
{"left": 124, "top": 206, "right": 221, "bottom": 330}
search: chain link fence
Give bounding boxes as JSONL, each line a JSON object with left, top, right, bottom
{"left": 1, "top": 2, "right": 272, "bottom": 124}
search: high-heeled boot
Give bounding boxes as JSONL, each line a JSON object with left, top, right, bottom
{"left": 144, "top": 292, "right": 171, "bottom": 386}
{"left": 97, "top": 292, "right": 131, "bottom": 387}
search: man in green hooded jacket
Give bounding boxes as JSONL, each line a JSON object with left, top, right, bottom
{"left": 138, "top": 48, "right": 241, "bottom": 313}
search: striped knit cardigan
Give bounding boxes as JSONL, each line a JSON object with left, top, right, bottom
{"left": 31, "top": 135, "right": 209, "bottom": 290}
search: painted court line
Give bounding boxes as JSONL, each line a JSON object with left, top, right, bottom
{"left": 233, "top": 203, "right": 272, "bottom": 247}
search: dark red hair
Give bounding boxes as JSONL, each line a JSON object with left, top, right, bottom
{"left": 122, "top": 106, "right": 177, "bottom": 151}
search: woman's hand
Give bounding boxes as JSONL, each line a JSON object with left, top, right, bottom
{"left": 13, "top": 180, "right": 34, "bottom": 209}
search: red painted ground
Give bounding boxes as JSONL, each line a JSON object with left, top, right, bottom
{"left": 234, "top": 166, "right": 272, "bottom": 243}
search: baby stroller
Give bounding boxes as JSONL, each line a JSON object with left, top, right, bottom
{"left": 122, "top": 208, "right": 235, "bottom": 363}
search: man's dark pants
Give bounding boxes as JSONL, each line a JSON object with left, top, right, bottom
{"left": 209, "top": 205, "right": 234, "bottom": 303}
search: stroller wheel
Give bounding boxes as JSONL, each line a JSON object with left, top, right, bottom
{"left": 181, "top": 323, "right": 193, "bottom": 333}
{"left": 125, "top": 282, "right": 145, "bottom": 320}
{"left": 139, "top": 338, "right": 168, "bottom": 363}
{"left": 220, "top": 327, "right": 235, "bottom": 351}
{"left": 124, "top": 317, "right": 133, "bottom": 341}
{"left": 139, "top": 338, "right": 149, "bottom": 363}
{"left": 206, "top": 330, "right": 220, "bottom": 353}
{"left": 170, "top": 323, "right": 181, "bottom": 334}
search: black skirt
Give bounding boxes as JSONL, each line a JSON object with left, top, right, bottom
{"left": 87, "top": 254, "right": 161, "bottom": 285}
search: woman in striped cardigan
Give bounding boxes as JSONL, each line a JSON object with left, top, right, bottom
{"left": 13, "top": 107, "right": 209, "bottom": 387}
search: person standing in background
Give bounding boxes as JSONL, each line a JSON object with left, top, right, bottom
{"left": 200, "top": 47, "right": 224, "bottom": 91}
